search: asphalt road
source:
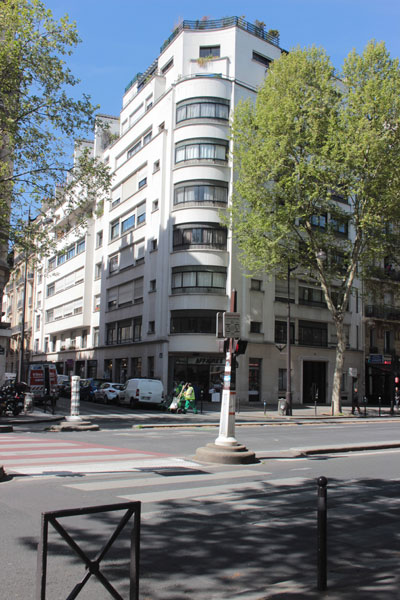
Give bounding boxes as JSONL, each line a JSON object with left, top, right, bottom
{"left": 1, "top": 419, "right": 400, "bottom": 599}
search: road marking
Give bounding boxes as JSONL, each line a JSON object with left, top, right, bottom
{"left": 119, "top": 476, "right": 308, "bottom": 503}
{"left": 0, "top": 447, "right": 119, "bottom": 456}
{"left": 10, "top": 458, "right": 200, "bottom": 475}
{"left": 290, "top": 467, "right": 312, "bottom": 472}
{"left": 65, "top": 469, "right": 267, "bottom": 491}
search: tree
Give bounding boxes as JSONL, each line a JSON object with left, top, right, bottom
{"left": 0, "top": 0, "right": 111, "bottom": 261}
{"left": 230, "top": 42, "right": 400, "bottom": 415}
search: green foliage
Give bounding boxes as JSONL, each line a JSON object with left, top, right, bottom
{"left": 231, "top": 42, "right": 400, "bottom": 312}
{"left": 230, "top": 42, "right": 400, "bottom": 413}
{"left": 0, "top": 0, "right": 111, "bottom": 253}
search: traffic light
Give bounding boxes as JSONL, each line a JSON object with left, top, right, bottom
{"left": 395, "top": 376, "right": 399, "bottom": 385}
{"left": 233, "top": 339, "right": 248, "bottom": 356}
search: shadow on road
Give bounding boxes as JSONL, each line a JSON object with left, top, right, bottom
{"left": 16, "top": 477, "right": 400, "bottom": 599}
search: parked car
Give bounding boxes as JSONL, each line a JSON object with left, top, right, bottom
{"left": 118, "top": 378, "right": 164, "bottom": 408}
{"left": 57, "top": 375, "right": 70, "bottom": 396}
{"left": 59, "top": 378, "right": 94, "bottom": 400}
{"left": 94, "top": 382, "right": 124, "bottom": 404}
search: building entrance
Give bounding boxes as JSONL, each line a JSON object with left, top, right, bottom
{"left": 303, "top": 361, "right": 326, "bottom": 404}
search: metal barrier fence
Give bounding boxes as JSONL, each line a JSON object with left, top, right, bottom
{"left": 36, "top": 501, "right": 141, "bottom": 600}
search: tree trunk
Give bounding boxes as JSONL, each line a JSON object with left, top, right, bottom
{"left": 332, "top": 318, "right": 346, "bottom": 415}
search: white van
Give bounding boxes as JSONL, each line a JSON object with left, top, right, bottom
{"left": 118, "top": 378, "right": 164, "bottom": 408}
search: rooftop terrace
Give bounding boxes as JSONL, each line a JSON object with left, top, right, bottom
{"left": 124, "top": 17, "right": 280, "bottom": 94}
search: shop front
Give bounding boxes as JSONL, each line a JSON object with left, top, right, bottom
{"left": 170, "top": 355, "right": 225, "bottom": 401}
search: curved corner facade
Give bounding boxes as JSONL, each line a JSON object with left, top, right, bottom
{"left": 3, "top": 19, "right": 364, "bottom": 407}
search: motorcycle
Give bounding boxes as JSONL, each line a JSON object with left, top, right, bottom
{"left": 0, "top": 385, "right": 25, "bottom": 417}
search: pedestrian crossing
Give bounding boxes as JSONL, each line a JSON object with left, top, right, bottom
{"left": 0, "top": 434, "right": 199, "bottom": 476}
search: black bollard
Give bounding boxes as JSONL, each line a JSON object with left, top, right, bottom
{"left": 378, "top": 396, "right": 381, "bottom": 417}
{"left": 317, "top": 476, "right": 328, "bottom": 591}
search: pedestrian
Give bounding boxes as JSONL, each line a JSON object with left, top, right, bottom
{"left": 351, "top": 389, "right": 361, "bottom": 415}
{"left": 184, "top": 382, "right": 198, "bottom": 414}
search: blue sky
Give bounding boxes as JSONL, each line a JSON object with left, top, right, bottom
{"left": 45, "top": 0, "right": 400, "bottom": 116}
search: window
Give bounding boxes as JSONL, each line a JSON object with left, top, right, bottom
{"left": 111, "top": 198, "right": 120, "bottom": 209}
{"left": 94, "top": 295, "right": 101, "bottom": 312}
{"left": 133, "top": 317, "right": 142, "bottom": 341}
{"left": 251, "top": 279, "right": 262, "bottom": 291}
{"left": 107, "top": 282, "right": 135, "bottom": 310}
{"left": 170, "top": 310, "right": 217, "bottom": 334}
{"left": 250, "top": 321, "right": 261, "bottom": 333}
{"left": 249, "top": 358, "right": 261, "bottom": 402}
{"left": 174, "top": 180, "right": 228, "bottom": 206}
{"left": 45, "top": 299, "right": 83, "bottom": 322}
{"left": 137, "top": 203, "right": 146, "bottom": 225}
{"left": 299, "top": 321, "right": 327, "bottom": 347}
{"left": 93, "top": 327, "right": 99, "bottom": 346}
{"left": 47, "top": 283, "right": 55, "bottom": 297}
{"left": 275, "top": 321, "right": 295, "bottom": 344}
{"left": 95, "top": 262, "right": 102, "bottom": 280}
{"left": 81, "top": 330, "right": 87, "bottom": 348}
{"left": 176, "top": 98, "right": 229, "bottom": 123}
{"left": 57, "top": 252, "right": 66, "bottom": 266}
{"left": 150, "top": 239, "right": 157, "bottom": 251}
{"left": 161, "top": 57, "right": 173, "bottom": 75}
{"left": 175, "top": 139, "right": 228, "bottom": 164}
{"left": 149, "top": 279, "right": 156, "bottom": 292}
{"left": 278, "top": 368, "right": 287, "bottom": 391}
{"left": 109, "top": 255, "right": 119, "bottom": 274}
{"left": 330, "top": 217, "right": 348, "bottom": 236}
{"left": 171, "top": 266, "right": 226, "bottom": 294}
{"left": 311, "top": 214, "right": 327, "bottom": 229}
{"left": 110, "top": 220, "right": 120, "bottom": 240}
{"left": 148, "top": 321, "right": 155, "bottom": 334}
{"left": 252, "top": 51, "right": 271, "bottom": 68}
{"left": 173, "top": 224, "right": 227, "bottom": 250}
{"left": 48, "top": 257, "right": 56, "bottom": 271}
{"left": 138, "top": 177, "right": 147, "bottom": 189}
{"left": 121, "top": 214, "right": 135, "bottom": 234}
{"left": 118, "top": 320, "right": 132, "bottom": 344}
{"left": 200, "top": 45, "right": 220, "bottom": 58}
{"left": 35, "top": 314, "right": 40, "bottom": 329}
{"left": 299, "top": 287, "right": 326, "bottom": 308}
{"left": 153, "top": 160, "right": 160, "bottom": 172}
{"left": 152, "top": 199, "right": 159, "bottom": 211}
{"left": 134, "top": 277, "right": 144, "bottom": 303}
{"left": 67, "top": 245, "right": 76, "bottom": 260}
{"left": 127, "top": 140, "right": 141, "bottom": 159}
{"left": 76, "top": 239, "right": 85, "bottom": 254}
{"left": 134, "top": 240, "right": 145, "bottom": 262}
{"left": 96, "top": 231, "right": 103, "bottom": 248}
{"left": 106, "top": 323, "right": 116, "bottom": 345}
{"left": 143, "top": 131, "right": 152, "bottom": 145}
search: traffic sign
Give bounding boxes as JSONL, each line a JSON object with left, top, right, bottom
{"left": 223, "top": 312, "right": 241, "bottom": 338}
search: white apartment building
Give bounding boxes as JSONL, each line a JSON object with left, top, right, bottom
{"left": 4, "top": 17, "right": 364, "bottom": 405}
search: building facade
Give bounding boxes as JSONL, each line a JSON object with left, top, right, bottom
{"left": 3, "top": 18, "right": 364, "bottom": 405}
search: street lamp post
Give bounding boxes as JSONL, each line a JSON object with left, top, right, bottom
{"left": 16, "top": 212, "right": 52, "bottom": 383}
{"left": 285, "top": 261, "right": 296, "bottom": 416}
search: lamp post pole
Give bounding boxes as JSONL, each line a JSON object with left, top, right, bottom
{"left": 286, "top": 261, "right": 293, "bottom": 415}
{"left": 17, "top": 210, "right": 31, "bottom": 384}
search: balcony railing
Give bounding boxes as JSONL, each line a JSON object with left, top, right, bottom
{"left": 368, "top": 266, "right": 400, "bottom": 282}
{"left": 160, "top": 18, "right": 280, "bottom": 54}
{"left": 365, "top": 305, "right": 400, "bottom": 321}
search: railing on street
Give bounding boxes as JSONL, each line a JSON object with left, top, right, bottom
{"left": 36, "top": 501, "right": 141, "bottom": 600}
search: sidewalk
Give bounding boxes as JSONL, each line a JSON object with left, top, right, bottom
{"left": 1, "top": 401, "right": 399, "bottom": 428}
